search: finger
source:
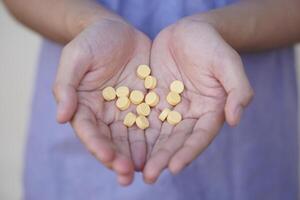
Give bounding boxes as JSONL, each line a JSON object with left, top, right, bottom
{"left": 111, "top": 75, "right": 146, "bottom": 173}
{"left": 142, "top": 109, "right": 177, "bottom": 184}
{"left": 53, "top": 44, "right": 91, "bottom": 123}
{"left": 169, "top": 111, "right": 224, "bottom": 174}
{"left": 111, "top": 32, "right": 150, "bottom": 172}
{"left": 143, "top": 88, "right": 170, "bottom": 160}
{"left": 143, "top": 97, "right": 190, "bottom": 183}
{"left": 213, "top": 51, "right": 254, "bottom": 126}
{"left": 144, "top": 109, "right": 162, "bottom": 159}
{"left": 105, "top": 92, "right": 145, "bottom": 174}
{"left": 149, "top": 98, "right": 189, "bottom": 156}
{"left": 112, "top": 153, "right": 134, "bottom": 176}
{"left": 71, "top": 105, "right": 115, "bottom": 164}
{"left": 128, "top": 127, "right": 146, "bottom": 171}
{"left": 143, "top": 119, "right": 195, "bottom": 184}
{"left": 151, "top": 122, "right": 173, "bottom": 153}
{"left": 53, "top": 84, "right": 78, "bottom": 124}
{"left": 117, "top": 173, "right": 135, "bottom": 186}
{"left": 111, "top": 121, "right": 134, "bottom": 175}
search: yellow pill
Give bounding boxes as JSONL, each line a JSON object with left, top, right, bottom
{"left": 170, "top": 80, "right": 184, "bottom": 94}
{"left": 144, "top": 76, "right": 157, "bottom": 89}
{"left": 167, "top": 111, "right": 182, "bottom": 125}
{"left": 123, "top": 112, "right": 137, "bottom": 127}
{"left": 136, "top": 103, "right": 151, "bottom": 116}
{"left": 159, "top": 108, "right": 171, "bottom": 121}
{"left": 116, "top": 86, "right": 130, "bottom": 97}
{"left": 102, "top": 86, "right": 116, "bottom": 101}
{"left": 116, "top": 96, "right": 130, "bottom": 111}
{"left": 136, "top": 115, "right": 150, "bottom": 130}
{"left": 137, "top": 64, "right": 151, "bottom": 79}
{"left": 145, "top": 91, "right": 159, "bottom": 107}
{"left": 166, "top": 91, "right": 181, "bottom": 106}
{"left": 129, "top": 90, "right": 144, "bottom": 105}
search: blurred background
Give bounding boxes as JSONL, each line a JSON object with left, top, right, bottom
{"left": 0, "top": 2, "right": 40, "bottom": 199}
{"left": 0, "top": 1, "right": 299, "bottom": 199}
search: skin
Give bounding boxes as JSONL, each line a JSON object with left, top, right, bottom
{"left": 5, "top": 0, "right": 151, "bottom": 185}
{"left": 4, "top": 0, "right": 300, "bottom": 186}
{"left": 143, "top": 20, "right": 253, "bottom": 183}
{"left": 53, "top": 19, "right": 151, "bottom": 186}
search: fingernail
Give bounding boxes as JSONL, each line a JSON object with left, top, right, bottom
{"left": 143, "top": 175, "right": 157, "bottom": 184}
{"left": 143, "top": 170, "right": 157, "bottom": 184}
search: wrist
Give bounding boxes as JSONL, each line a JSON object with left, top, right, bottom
{"left": 185, "top": 13, "right": 219, "bottom": 28}
{"left": 183, "top": 8, "right": 257, "bottom": 52}
{"left": 173, "top": 14, "right": 222, "bottom": 40}
{"left": 64, "top": 2, "right": 125, "bottom": 40}
{"left": 173, "top": 15, "right": 221, "bottom": 40}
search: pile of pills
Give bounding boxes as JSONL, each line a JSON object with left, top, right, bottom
{"left": 102, "top": 64, "right": 184, "bottom": 130}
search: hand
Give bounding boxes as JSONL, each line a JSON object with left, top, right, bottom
{"left": 52, "top": 19, "right": 151, "bottom": 186}
{"left": 143, "top": 19, "right": 254, "bottom": 183}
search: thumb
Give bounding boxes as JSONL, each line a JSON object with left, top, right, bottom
{"left": 214, "top": 51, "right": 254, "bottom": 126}
{"left": 53, "top": 45, "right": 90, "bottom": 123}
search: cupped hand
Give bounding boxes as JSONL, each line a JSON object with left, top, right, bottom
{"left": 52, "top": 19, "right": 151, "bottom": 186}
{"left": 143, "top": 19, "right": 254, "bottom": 183}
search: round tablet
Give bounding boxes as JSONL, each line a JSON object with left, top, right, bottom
{"left": 136, "top": 115, "right": 150, "bottom": 130}
{"left": 116, "top": 96, "right": 130, "bottom": 111}
{"left": 167, "top": 111, "right": 182, "bottom": 125}
{"left": 144, "top": 76, "right": 157, "bottom": 89}
{"left": 129, "top": 90, "right": 144, "bottom": 105}
{"left": 116, "top": 86, "right": 130, "bottom": 97}
{"left": 145, "top": 91, "right": 159, "bottom": 107}
{"left": 123, "top": 112, "right": 137, "bottom": 127}
{"left": 166, "top": 91, "right": 181, "bottom": 106}
{"left": 136, "top": 103, "right": 151, "bottom": 116}
{"left": 170, "top": 80, "right": 184, "bottom": 94}
{"left": 102, "top": 86, "right": 116, "bottom": 101}
{"left": 137, "top": 64, "right": 151, "bottom": 79}
{"left": 159, "top": 108, "right": 171, "bottom": 121}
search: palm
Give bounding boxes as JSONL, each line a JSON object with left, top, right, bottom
{"left": 58, "top": 20, "right": 151, "bottom": 183}
{"left": 144, "top": 20, "right": 247, "bottom": 183}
